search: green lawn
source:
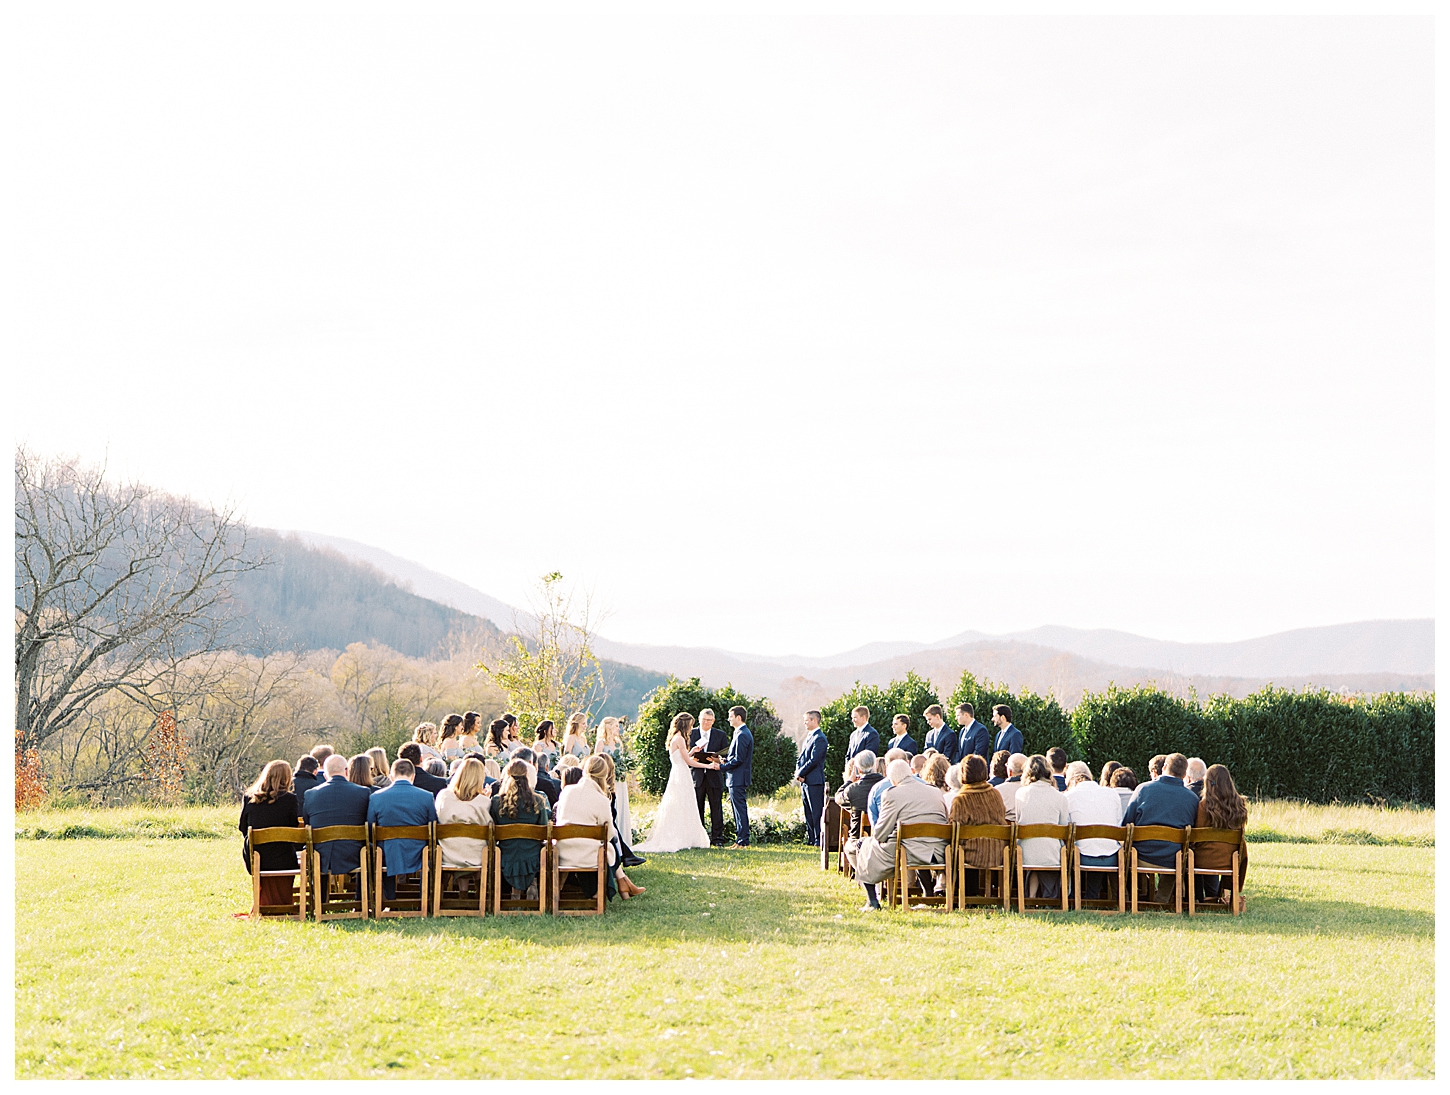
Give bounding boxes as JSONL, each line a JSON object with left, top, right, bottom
{"left": 15, "top": 809, "right": 1434, "bottom": 1079}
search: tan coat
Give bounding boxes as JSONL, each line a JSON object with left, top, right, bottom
{"left": 856, "top": 777, "right": 949, "bottom": 884}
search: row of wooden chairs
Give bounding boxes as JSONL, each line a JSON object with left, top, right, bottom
{"left": 823, "top": 804, "right": 1243, "bottom": 915}
{"left": 245, "top": 821, "right": 612, "bottom": 920}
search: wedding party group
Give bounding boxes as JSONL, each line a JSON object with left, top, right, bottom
{"left": 238, "top": 710, "right": 653, "bottom": 910}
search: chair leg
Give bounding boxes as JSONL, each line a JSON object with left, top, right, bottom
{"left": 1074, "top": 854, "right": 1081, "bottom": 912}
{"left": 1016, "top": 854, "right": 1025, "bottom": 914}
{"left": 1002, "top": 849, "right": 1012, "bottom": 912}
{"left": 539, "top": 848, "right": 548, "bottom": 914}
{"left": 1117, "top": 857, "right": 1125, "bottom": 914}
{"left": 1187, "top": 849, "right": 1196, "bottom": 916}
{"left": 1174, "top": 852, "right": 1183, "bottom": 915}
{"left": 492, "top": 853, "right": 501, "bottom": 916}
{"left": 421, "top": 849, "right": 431, "bottom": 918}
{"left": 297, "top": 857, "right": 308, "bottom": 921}
{"left": 1060, "top": 859, "right": 1068, "bottom": 911}
{"left": 1131, "top": 848, "right": 1139, "bottom": 914}
{"left": 250, "top": 852, "right": 261, "bottom": 920}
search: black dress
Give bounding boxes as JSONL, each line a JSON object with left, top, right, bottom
{"left": 238, "top": 793, "right": 303, "bottom": 871}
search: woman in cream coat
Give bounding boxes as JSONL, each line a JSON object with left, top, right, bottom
{"left": 1014, "top": 754, "right": 1070, "bottom": 898}
{"left": 434, "top": 757, "right": 492, "bottom": 868}
{"left": 555, "top": 756, "right": 645, "bottom": 899}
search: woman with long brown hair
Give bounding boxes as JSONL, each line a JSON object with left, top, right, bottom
{"left": 947, "top": 755, "right": 1008, "bottom": 897}
{"left": 237, "top": 760, "right": 303, "bottom": 904}
{"left": 366, "top": 747, "right": 392, "bottom": 789}
{"left": 488, "top": 758, "right": 550, "bottom": 899}
{"left": 1194, "top": 763, "right": 1249, "bottom": 908}
{"left": 347, "top": 754, "right": 375, "bottom": 789}
{"left": 439, "top": 713, "right": 466, "bottom": 761}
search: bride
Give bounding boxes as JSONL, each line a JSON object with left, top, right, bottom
{"left": 635, "top": 712, "right": 717, "bottom": 853}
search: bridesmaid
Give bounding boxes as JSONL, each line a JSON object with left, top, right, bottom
{"left": 458, "top": 711, "right": 483, "bottom": 755}
{"left": 532, "top": 720, "right": 561, "bottom": 772}
{"left": 593, "top": 716, "right": 633, "bottom": 849}
{"left": 439, "top": 713, "right": 465, "bottom": 762}
{"left": 561, "top": 711, "right": 592, "bottom": 761}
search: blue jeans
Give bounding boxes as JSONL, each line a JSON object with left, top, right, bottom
{"left": 728, "top": 783, "right": 750, "bottom": 845}
{"left": 800, "top": 782, "right": 824, "bottom": 846}
{"left": 1078, "top": 851, "right": 1119, "bottom": 900}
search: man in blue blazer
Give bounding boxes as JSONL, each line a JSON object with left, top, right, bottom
{"left": 719, "top": 706, "right": 754, "bottom": 847}
{"left": 885, "top": 714, "right": 918, "bottom": 757}
{"left": 921, "top": 705, "right": 959, "bottom": 764}
{"left": 793, "top": 710, "right": 828, "bottom": 847}
{"left": 845, "top": 707, "right": 880, "bottom": 767}
{"left": 1121, "top": 753, "right": 1200, "bottom": 902}
{"left": 990, "top": 704, "right": 1024, "bottom": 759}
{"left": 366, "top": 758, "right": 438, "bottom": 902}
{"left": 302, "top": 754, "right": 373, "bottom": 893}
{"left": 956, "top": 702, "right": 992, "bottom": 763}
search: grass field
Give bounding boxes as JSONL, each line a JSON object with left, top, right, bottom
{"left": 15, "top": 803, "right": 1435, "bottom": 1079}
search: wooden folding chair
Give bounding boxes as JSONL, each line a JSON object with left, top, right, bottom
{"left": 1186, "top": 826, "right": 1245, "bottom": 917}
{"left": 821, "top": 798, "right": 842, "bottom": 871}
{"left": 1129, "top": 825, "right": 1189, "bottom": 914}
{"left": 550, "top": 824, "right": 609, "bottom": 916}
{"left": 310, "top": 824, "right": 370, "bottom": 921}
{"left": 247, "top": 825, "right": 309, "bottom": 921}
{"left": 836, "top": 805, "right": 858, "bottom": 877}
{"left": 1072, "top": 825, "right": 1128, "bottom": 913}
{"left": 1015, "top": 823, "right": 1071, "bottom": 912}
{"left": 893, "top": 823, "right": 953, "bottom": 910}
{"left": 954, "top": 823, "right": 1014, "bottom": 912}
{"left": 432, "top": 824, "right": 492, "bottom": 918}
{"left": 372, "top": 823, "right": 432, "bottom": 918}
{"left": 492, "top": 824, "right": 550, "bottom": 916}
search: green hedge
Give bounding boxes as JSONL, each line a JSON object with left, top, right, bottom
{"left": 629, "top": 677, "right": 797, "bottom": 796}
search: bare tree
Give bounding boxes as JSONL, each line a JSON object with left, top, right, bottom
{"left": 13, "top": 446, "right": 264, "bottom": 750}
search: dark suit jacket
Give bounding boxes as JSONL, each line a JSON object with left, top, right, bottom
{"left": 366, "top": 780, "right": 439, "bottom": 876}
{"left": 1187, "top": 780, "right": 1205, "bottom": 798}
{"left": 302, "top": 776, "right": 372, "bottom": 874}
{"left": 958, "top": 719, "right": 992, "bottom": 762}
{"left": 833, "top": 772, "right": 885, "bottom": 838}
{"left": 410, "top": 766, "right": 449, "bottom": 797}
{"left": 794, "top": 730, "right": 827, "bottom": 786}
{"left": 533, "top": 768, "right": 561, "bottom": 809}
{"left": 992, "top": 723, "right": 1024, "bottom": 758}
{"left": 292, "top": 771, "right": 325, "bottom": 800}
{"left": 923, "top": 724, "right": 959, "bottom": 763}
{"left": 1121, "top": 774, "right": 1200, "bottom": 865}
{"left": 720, "top": 726, "right": 754, "bottom": 788}
{"left": 238, "top": 793, "right": 302, "bottom": 871}
{"left": 846, "top": 725, "right": 881, "bottom": 763}
{"left": 689, "top": 726, "right": 728, "bottom": 790}
{"left": 886, "top": 733, "right": 918, "bottom": 757}
{"left": 1053, "top": 775, "right": 1067, "bottom": 791}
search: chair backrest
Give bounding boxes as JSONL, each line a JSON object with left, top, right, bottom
{"left": 434, "top": 823, "right": 491, "bottom": 841}
{"left": 898, "top": 822, "right": 952, "bottom": 841}
{"left": 955, "top": 823, "right": 1014, "bottom": 842}
{"left": 310, "top": 824, "right": 368, "bottom": 844}
{"left": 249, "top": 824, "right": 307, "bottom": 847}
{"left": 1015, "top": 823, "right": 1071, "bottom": 842}
{"left": 1188, "top": 826, "right": 1245, "bottom": 847}
{"left": 551, "top": 823, "right": 606, "bottom": 841}
{"left": 1130, "top": 824, "right": 1188, "bottom": 847}
{"left": 1073, "top": 824, "right": 1127, "bottom": 844}
{"left": 372, "top": 824, "right": 432, "bottom": 842}
{"left": 493, "top": 823, "right": 550, "bottom": 840}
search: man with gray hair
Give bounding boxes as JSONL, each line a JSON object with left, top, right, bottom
{"left": 1185, "top": 757, "right": 1207, "bottom": 797}
{"left": 852, "top": 759, "right": 949, "bottom": 910}
{"left": 996, "top": 752, "right": 1027, "bottom": 821}
{"left": 834, "top": 749, "right": 884, "bottom": 872}
{"left": 1064, "top": 759, "right": 1125, "bottom": 900}
{"left": 867, "top": 748, "right": 913, "bottom": 826}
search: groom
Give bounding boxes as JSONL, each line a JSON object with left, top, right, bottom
{"left": 718, "top": 706, "right": 754, "bottom": 847}
{"left": 689, "top": 707, "right": 728, "bottom": 846}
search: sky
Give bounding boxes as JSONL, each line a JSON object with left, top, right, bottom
{"left": 10, "top": 7, "right": 1435, "bottom": 656}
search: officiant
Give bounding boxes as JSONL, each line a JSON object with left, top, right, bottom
{"left": 689, "top": 708, "right": 728, "bottom": 846}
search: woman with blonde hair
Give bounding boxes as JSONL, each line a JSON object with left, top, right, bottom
{"left": 237, "top": 760, "right": 303, "bottom": 905}
{"left": 555, "top": 754, "right": 645, "bottom": 899}
{"left": 366, "top": 747, "right": 392, "bottom": 789}
{"left": 1014, "top": 754, "right": 1070, "bottom": 899}
{"left": 561, "top": 712, "right": 592, "bottom": 760}
{"left": 593, "top": 716, "right": 634, "bottom": 855}
{"left": 413, "top": 722, "right": 444, "bottom": 764}
{"left": 435, "top": 757, "right": 492, "bottom": 869}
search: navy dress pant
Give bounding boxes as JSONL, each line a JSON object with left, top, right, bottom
{"left": 728, "top": 783, "right": 750, "bottom": 845}
{"left": 800, "top": 782, "right": 825, "bottom": 846}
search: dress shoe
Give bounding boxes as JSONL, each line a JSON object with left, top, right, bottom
{"left": 623, "top": 854, "right": 645, "bottom": 868}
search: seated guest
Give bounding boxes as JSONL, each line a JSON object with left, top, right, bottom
{"left": 483, "top": 757, "right": 503, "bottom": 785}
{"left": 1121, "top": 753, "right": 1199, "bottom": 903}
{"left": 867, "top": 748, "right": 911, "bottom": 825}
{"left": 1046, "top": 747, "right": 1068, "bottom": 791}
{"left": 309, "top": 743, "right": 335, "bottom": 769}
{"left": 292, "top": 755, "right": 324, "bottom": 800}
{"left": 532, "top": 720, "right": 562, "bottom": 771}
{"left": 425, "top": 758, "right": 448, "bottom": 778}
{"left": 367, "top": 747, "right": 392, "bottom": 789}
{"left": 996, "top": 753, "right": 1026, "bottom": 821}
{"left": 489, "top": 758, "right": 551, "bottom": 900}
{"left": 943, "top": 761, "right": 964, "bottom": 808}
{"left": 412, "top": 721, "right": 445, "bottom": 764}
{"left": 1185, "top": 757, "right": 1207, "bottom": 797}
{"left": 886, "top": 714, "right": 919, "bottom": 757}
{"left": 988, "top": 749, "right": 1010, "bottom": 787}
{"left": 854, "top": 759, "right": 949, "bottom": 911}
{"left": 435, "top": 757, "right": 492, "bottom": 869}
{"left": 1194, "top": 764, "right": 1249, "bottom": 908}
{"left": 1109, "top": 767, "right": 1138, "bottom": 815}
{"left": 1099, "top": 760, "right": 1123, "bottom": 787}
{"left": 1148, "top": 754, "right": 1167, "bottom": 780}
{"left": 558, "top": 756, "right": 646, "bottom": 899}
{"left": 833, "top": 750, "right": 883, "bottom": 842}
{"left": 1015, "top": 755, "right": 1069, "bottom": 898}
{"left": 459, "top": 711, "right": 483, "bottom": 755}
{"left": 439, "top": 713, "right": 466, "bottom": 762}
{"left": 1064, "top": 760, "right": 1124, "bottom": 899}
{"left": 367, "top": 758, "right": 439, "bottom": 903}
{"left": 398, "top": 743, "right": 448, "bottom": 796}
{"left": 515, "top": 747, "right": 561, "bottom": 809}
{"left": 562, "top": 767, "right": 584, "bottom": 786}
{"left": 303, "top": 754, "right": 372, "bottom": 897}
{"left": 238, "top": 760, "right": 303, "bottom": 905}
{"left": 948, "top": 755, "right": 1008, "bottom": 896}
{"left": 909, "top": 753, "right": 930, "bottom": 778}
{"left": 922, "top": 754, "right": 949, "bottom": 792}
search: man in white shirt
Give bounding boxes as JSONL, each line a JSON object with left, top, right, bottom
{"left": 995, "top": 753, "right": 1026, "bottom": 821}
{"left": 1064, "top": 760, "right": 1124, "bottom": 900}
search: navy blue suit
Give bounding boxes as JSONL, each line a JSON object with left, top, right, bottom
{"left": 991, "top": 722, "right": 1024, "bottom": 759}
{"left": 302, "top": 775, "right": 372, "bottom": 874}
{"left": 794, "top": 728, "right": 827, "bottom": 847}
{"left": 720, "top": 724, "right": 754, "bottom": 845}
{"left": 1121, "top": 774, "right": 1199, "bottom": 866}
{"left": 923, "top": 723, "right": 959, "bottom": 764}
{"left": 886, "top": 732, "right": 918, "bottom": 757}
{"left": 367, "top": 779, "right": 438, "bottom": 899}
{"left": 958, "top": 719, "right": 992, "bottom": 763}
{"left": 845, "top": 725, "right": 881, "bottom": 764}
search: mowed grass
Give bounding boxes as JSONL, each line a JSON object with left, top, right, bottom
{"left": 15, "top": 810, "right": 1434, "bottom": 1079}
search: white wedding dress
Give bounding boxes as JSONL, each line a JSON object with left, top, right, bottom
{"left": 635, "top": 740, "right": 711, "bottom": 853}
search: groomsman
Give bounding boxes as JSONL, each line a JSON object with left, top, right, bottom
{"left": 719, "top": 706, "right": 754, "bottom": 847}
{"left": 845, "top": 707, "right": 880, "bottom": 766}
{"left": 690, "top": 708, "right": 728, "bottom": 845}
{"left": 956, "top": 702, "right": 991, "bottom": 763}
{"left": 922, "top": 704, "right": 959, "bottom": 763}
{"left": 793, "top": 711, "right": 828, "bottom": 847}
{"left": 990, "top": 704, "right": 1023, "bottom": 758}
{"left": 886, "top": 714, "right": 918, "bottom": 757}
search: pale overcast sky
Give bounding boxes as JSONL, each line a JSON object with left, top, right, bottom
{"left": 11, "top": 7, "right": 1434, "bottom": 655}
